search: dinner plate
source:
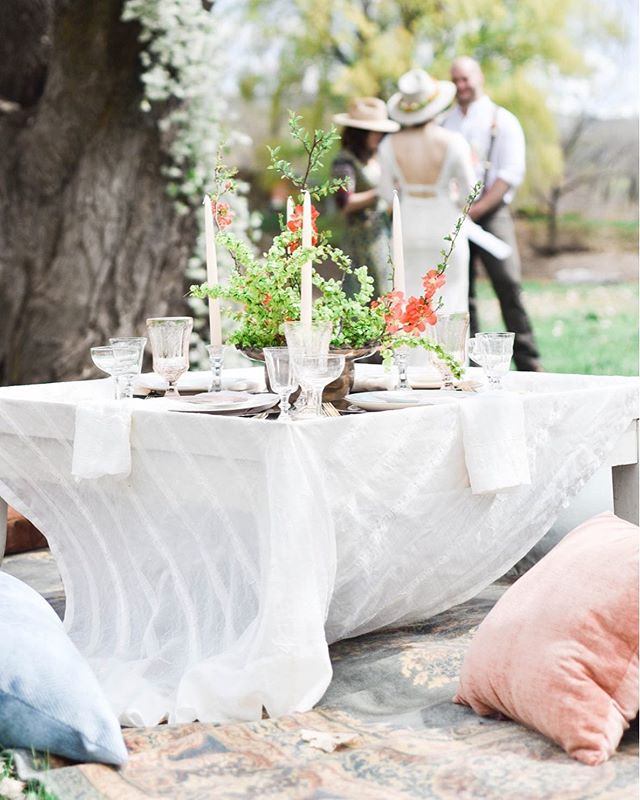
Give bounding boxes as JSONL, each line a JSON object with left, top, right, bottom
{"left": 345, "top": 390, "right": 477, "bottom": 412}
{"left": 168, "top": 392, "right": 279, "bottom": 415}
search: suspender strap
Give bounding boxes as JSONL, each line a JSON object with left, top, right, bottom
{"left": 481, "top": 104, "right": 500, "bottom": 194}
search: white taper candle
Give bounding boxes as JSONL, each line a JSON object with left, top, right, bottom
{"left": 203, "top": 195, "right": 223, "bottom": 347}
{"left": 286, "top": 195, "right": 294, "bottom": 223}
{"left": 300, "top": 191, "right": 313, "bottom": 332}
{"left": 392, "top": 190, "right": 405, "bottom": 295}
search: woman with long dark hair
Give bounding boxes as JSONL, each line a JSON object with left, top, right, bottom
{"left": 332, "top": 98, "right": 399, "bottom": 297}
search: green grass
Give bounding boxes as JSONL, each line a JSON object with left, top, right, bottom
{"left": 0, "top": 752, "right": 58, "bottom": 800}
{"left": 476, "top": 280, "right": 639, "bottom": 376}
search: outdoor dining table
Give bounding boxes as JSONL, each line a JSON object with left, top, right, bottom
{"left": 0, "top": 366, "right": 637, "bottom": 726}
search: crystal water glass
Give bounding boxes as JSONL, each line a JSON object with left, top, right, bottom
{"left": 468, "top": 332, "right": 515, "bottom": 390}
{"left": 284, "top": 321, "right": 332, "bottom": 411}
{"left": 90, "top": 345, "right": 140, "bottom": 400}
{"left": 283, "top": 320, "right": 332, "bottom": 357}
{"left": 264, "top": 347, "right": 298, "bottom": 421}
{"left": 431, "top": 312, "right": 469, "bottom": 391}
{"left": 293, "top": 354, "right": 345, "bottom": 418}
{"left": 109, "top": 337, "right": 147, "bottom": 399}
{"left": 146, "top": 317, "right": 193, "bottom": 398}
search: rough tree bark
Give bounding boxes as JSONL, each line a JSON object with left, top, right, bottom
{"left": 0, "top": 0, "right": 196, "bottom": 385}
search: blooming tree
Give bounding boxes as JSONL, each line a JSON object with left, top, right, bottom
{"left": 122, "top": 0, "right": 253, "bottom": 365}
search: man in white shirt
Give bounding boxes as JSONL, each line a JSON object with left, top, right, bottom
{"left": 442, "top": 56, "right": 541, "bottom": 371}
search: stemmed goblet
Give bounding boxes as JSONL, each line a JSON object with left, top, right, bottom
{"left": 263, "top": 347, "right": 298, "bottom": 421}
{"left": 109, "top": 337, "right": 147, "bottom": 399}
{"left": 146, "top": 317, "right": 193, "bottom": 398}
{"left": 468, "top": 332, "right": 515, "bottom": 390}
{"left": 430, "top": 312, "right": 469, "bottom": 391}
{"left": 90, "top": 345, "right": 140, "bottom": 400}
{"left": 284, "top": 320, "right": 333, "bottom": 413}
{"left": 293, "top": 354, "right": 345, "bottom": 418}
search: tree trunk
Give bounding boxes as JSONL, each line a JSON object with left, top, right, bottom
{"left": 546, "top": 186, "right": 561, "bottom": 255}
{"left": 0, "top": 0, "right": 196, "bottom": 385}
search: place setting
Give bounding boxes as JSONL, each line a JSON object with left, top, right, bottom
{"left": 0, "top": 54, "right": 639, "bottom": 800}
{"left": 86, "top": 309, "right": 515, "bottom": 421}
{"left": 345, "top": 324, "right": 511, "bottom": 413}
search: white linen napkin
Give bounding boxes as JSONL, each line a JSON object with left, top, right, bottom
{"left": 134, "top": 372, "right": 262, "bottom": 394}
{"left": 352, "top": 368, "right": 396, "bottom": 392}
{"left": 459, "top": 393, "right": 531, "bottom": 494}
{"left": 71, "top": 401, "right": 132, "bottom": 480}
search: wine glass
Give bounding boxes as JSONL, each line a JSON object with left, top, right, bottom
{"left": 468, "top": 332, "right": 515, "bottom": 390}
{"left": 284, "top": 321, "right": 332, "bottom": 412}
{"left": 90, "top": 345, "right": 140, "bottom": 400}
{"left": 109, "top": 337, "right": 147, "bottom": 399}
{"left": 293, "top": 354, "right": 345, "bottom": 418}
{"left": 431, "top": 312, "right": 469, "bottom": 391}
{"left": 146, "top": 317, "right": 193, "bottom": 398}
{"left": 264, "top": 347, "right": 298, "bottom": 421}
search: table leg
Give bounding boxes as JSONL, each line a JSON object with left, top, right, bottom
{"left": 612, "top": 462, "right": 639, "bottom": 526}
{"left": 0, "top": 497, "right": 7, "bottom": 565}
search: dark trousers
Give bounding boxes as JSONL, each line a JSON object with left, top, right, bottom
{"left": 469, "top": 204, "right": 541, "bottom": 371}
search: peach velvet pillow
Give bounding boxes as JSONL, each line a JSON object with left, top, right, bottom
{"left": 454, "top": 512, "right": 639, "bottom": 765}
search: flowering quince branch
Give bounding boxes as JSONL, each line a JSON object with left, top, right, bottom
{"left": 190, "top": 116, "right": 478, "bottom": 364}
{"left": 375, "top": 181, "right": 483, "bottom": 374}
{"left": 437, "top": 181, "right": 483, "bottom": 274}
{"left": 206, "top": 151, "right": 238, "bottom": 230}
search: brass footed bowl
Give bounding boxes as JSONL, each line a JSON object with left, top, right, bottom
{"left": 241, "top": 346, "right": 379, "bottom": 402}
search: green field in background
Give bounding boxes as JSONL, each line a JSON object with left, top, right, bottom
{"left": 476, "top": 280, "right": 639, "bottom": 376}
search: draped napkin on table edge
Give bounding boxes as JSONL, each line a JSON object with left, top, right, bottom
{"left": 71, "top": 401, "right": 132, "bottom": 481}
{"left": 459, "top": 392, "right": 531, "bottom": 494}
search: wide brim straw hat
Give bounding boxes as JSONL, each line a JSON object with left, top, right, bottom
{"left": 387, "top": 69, "right": 456, "bottom": 126}
{"left": 333, "top": 97, "right": 400, "bottom": 133}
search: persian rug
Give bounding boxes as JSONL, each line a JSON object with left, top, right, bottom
{"left": 14, "top": 583, "right": 639, "bottom": 799}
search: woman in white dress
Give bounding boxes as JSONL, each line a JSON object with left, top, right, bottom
{"left": 378, "top": 69, "right": 476, "bottom": 314}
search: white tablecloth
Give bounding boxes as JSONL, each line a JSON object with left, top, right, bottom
{"left": 0, "top": 367, "right": 637, "bottom": 726}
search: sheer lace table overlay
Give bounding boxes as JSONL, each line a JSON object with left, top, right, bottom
{"left": 0, "top": 368, "right": 636, "bottom": 726}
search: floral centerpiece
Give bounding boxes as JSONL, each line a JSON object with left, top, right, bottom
{"left": 191, "top": 113, "right": 480, "bottom": 383}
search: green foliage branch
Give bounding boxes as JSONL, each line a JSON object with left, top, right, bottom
{"left": 192, "top": 113, "right": 386, "bottom": 350}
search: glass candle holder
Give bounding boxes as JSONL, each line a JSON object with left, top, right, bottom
{"left": 393, "top": 348, "right": 411, "bottom": 391}
{"left": 206, "top": 344, "right": 225, "bottom": 392}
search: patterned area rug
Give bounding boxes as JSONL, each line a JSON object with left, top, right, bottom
{"left": 16, "top": 582, "right": 637, "bottom": 800}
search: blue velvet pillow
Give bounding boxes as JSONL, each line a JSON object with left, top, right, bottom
{"left": 0, "top": 571, "right": 127, "bottom": 765}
